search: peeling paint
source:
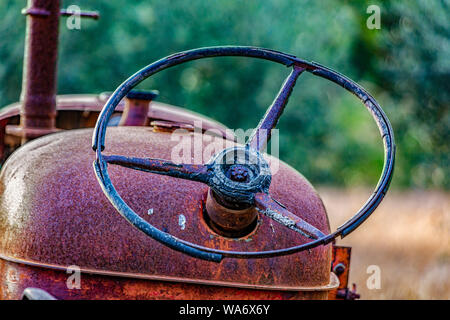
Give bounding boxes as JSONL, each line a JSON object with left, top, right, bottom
{"left": 270, "top": 222, "right": 275, "bottom": 234}
{"left": 178, "top": 214, "right": 186, "bottom": 230}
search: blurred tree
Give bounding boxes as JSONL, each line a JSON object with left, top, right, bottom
{"left": 349, "top": 0, "right": 449, "bottom": 188}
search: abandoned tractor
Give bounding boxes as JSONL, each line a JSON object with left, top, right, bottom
{"left": 0, "top": 0, "right": 395, "bottom": 300}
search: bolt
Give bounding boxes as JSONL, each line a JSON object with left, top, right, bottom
{"left": 333, "top": 263, "right": 346, "bottom": 275}
{"left": 229, "top": 165, "right": 249, "bottom": 182}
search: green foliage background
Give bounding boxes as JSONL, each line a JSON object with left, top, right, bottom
{"left": 0, "top": 0, "right": 448, "bottom": 189}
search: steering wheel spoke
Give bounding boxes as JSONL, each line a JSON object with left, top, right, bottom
{"left": 103, "top": 154, "right": 212, "bottom": 184}
{"left": 247, "top": 65, "right": 305, "bottom": 151}
{"left": 254, "top": 192, "right": 325, "bottom": 240}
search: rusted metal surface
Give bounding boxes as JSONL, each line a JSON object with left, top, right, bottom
{"left": 119, "top": 98, "right": 149, "bottom": 126}
{"left": 150, "top": 120, "right": 194, "bottom": 132}
{"left": 59, "top": 9, "right": 99, "bottom": 20}
{"left": 205, "top": 189, "right": 258, "bottom": 236}
{"left": 0, "top": 127, "right": 332, "bottom": 294}
{"left": 18, "top": 0, "right": 60, "bottom": 143}
{"left": 0, "top": 94, "right": 234, "bottom": 140}
{"left": 22, "top": 6, "right": 99, "bottom": 20}
{"left": 228, "top": 164, "right": 249, "bottom": 182}
{"left": 11, "top": 1, "right": 98, "bottom": 143}
{"left": 97, "top": 136, "right": 334, "bottom": 260}
{"left": 0, "top": 260, "right": 337, "bottom": 300}
{"left": 0, "top": 94, "right": 235, "bottom": 167}
{"left": 118, "top": 90, "right": 158, "bottom": 126}
{"left": 328, "top": 245, "right": 360, "bottom": 300}
{"left": 337, "top": 283, "right": 360, "bottom": 300}
{"left": 5, "top": 125, "right": 61, "bottom": 140}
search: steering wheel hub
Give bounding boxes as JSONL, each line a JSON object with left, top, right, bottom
{"left": 207, "top": 146, "right": 271, "bottom": 209}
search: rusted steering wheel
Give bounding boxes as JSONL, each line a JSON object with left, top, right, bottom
{"left": 93, "top": 46, "right": 395, "bottom": 262}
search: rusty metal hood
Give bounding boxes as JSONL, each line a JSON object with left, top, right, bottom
{"left": 0, "top": 127, "right": 331, "bottom": 290}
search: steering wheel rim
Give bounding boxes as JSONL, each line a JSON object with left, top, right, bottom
{"left": 92, "top": 46, "right": 395, "bottom": 263}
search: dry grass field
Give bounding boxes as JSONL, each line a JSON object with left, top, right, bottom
{"left": 319, "top": 188, "right": 449, "bottom": 300}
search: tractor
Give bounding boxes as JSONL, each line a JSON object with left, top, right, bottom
{"left": 0, "top": 0, "right": 395, "bottom": 300}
